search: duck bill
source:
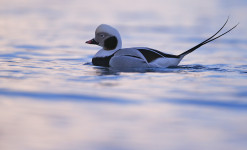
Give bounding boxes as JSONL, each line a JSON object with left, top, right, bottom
{"left": 85, "top": 38, "right": 98, "bottom": 45}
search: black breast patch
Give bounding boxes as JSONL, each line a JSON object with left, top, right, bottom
{"left": 138, "top": 48, "right": 179, "bottom": 63}
{"left": 92, "top": 54, "right": 114, "bottom": 67}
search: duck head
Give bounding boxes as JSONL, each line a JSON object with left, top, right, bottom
{"left": 86, "top": 24, "right": 122, "bottom": 50}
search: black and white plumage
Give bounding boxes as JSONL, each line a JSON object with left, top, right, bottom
{"left": 86, "top": 18, "right": 238, "bottom": 68}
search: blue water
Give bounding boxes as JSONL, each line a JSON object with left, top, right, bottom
{"left": 1, "top": 0, "right": 247, "bottom": 150}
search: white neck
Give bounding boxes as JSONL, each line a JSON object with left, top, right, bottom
{"left": 94, "top": 48, "right": 118, "bottom": 57}
{"left": 94, "top": 35, "right": 122, "bottom": 58}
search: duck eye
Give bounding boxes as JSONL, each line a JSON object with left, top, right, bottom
{"left": 100, "top": 34, "right": 105, "bottom": 38}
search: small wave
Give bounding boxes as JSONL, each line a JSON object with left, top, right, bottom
{"left": 0, "top": 88, "right": 137, "bottom": 104}
{"left": 163, "top": 98, "right": 247, "bottom": 110}
{"left": 85, "top": 63, "right": 247, "bottom": 75}
{"left": 14, "top": 45, "right": 49, "bottom": 50}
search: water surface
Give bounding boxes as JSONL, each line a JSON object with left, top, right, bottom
{"left": 0, "top": 0, "right": 247, "bottom": 150}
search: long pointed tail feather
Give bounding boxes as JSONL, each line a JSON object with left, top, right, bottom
{"left": 178, "top": 17, "right": 238, "bottom": 58}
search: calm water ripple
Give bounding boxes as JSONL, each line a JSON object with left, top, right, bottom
{"left": 1, "top": 0, "right": 247, "bottom": 150}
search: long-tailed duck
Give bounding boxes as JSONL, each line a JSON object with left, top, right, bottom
{"left": 86, "top": 18, "right": 238, "bottom": 68}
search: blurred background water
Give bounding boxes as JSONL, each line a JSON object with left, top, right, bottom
{"left": 0, "top": 0, "right": 247, "bottom": 150}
